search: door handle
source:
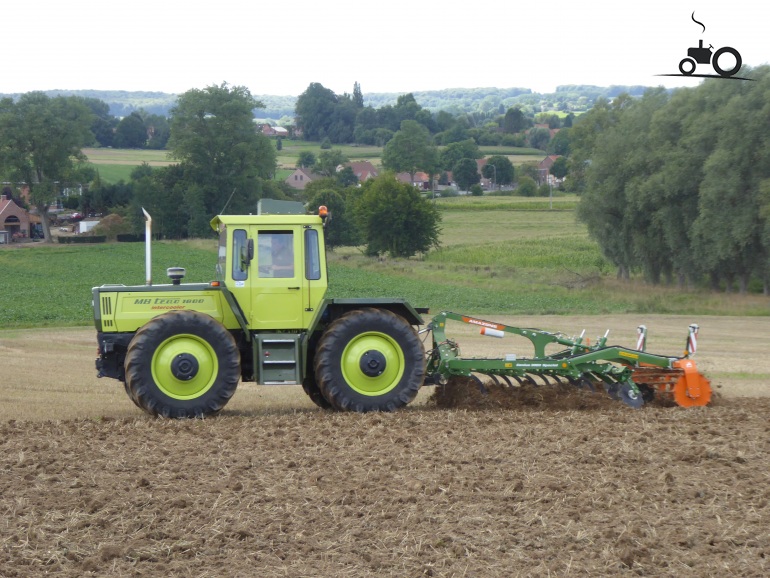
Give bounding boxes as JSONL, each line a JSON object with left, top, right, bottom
{"left": 288, "top": 287, "right": 300, "bottom": 290}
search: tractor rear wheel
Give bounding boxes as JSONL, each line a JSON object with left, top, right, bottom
{"left": 314, "top": 308, "right": 425, "bottom": 412}
{"left": 124, "top": 311, "right": 240, "bottom": 418}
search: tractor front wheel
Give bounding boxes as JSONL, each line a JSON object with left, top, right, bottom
{"left": 124, "top": 311, "right": 240, "bottom": 418}
{"left": 314, "top": 308, "right": 425, "bottom": 412}
{"left": 302, "top": 373, "right": 333, "bottom": 410}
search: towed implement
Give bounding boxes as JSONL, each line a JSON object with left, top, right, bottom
{"left": 424, "top": 312, "right": 711, "bottom": 409}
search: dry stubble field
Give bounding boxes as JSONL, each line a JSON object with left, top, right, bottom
{"left": 1, "top": 315, "right": 769, "bottom": 576}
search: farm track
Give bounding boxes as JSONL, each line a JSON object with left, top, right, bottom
{"left": 2, "top": 394, "right": 769, "bottom": 576}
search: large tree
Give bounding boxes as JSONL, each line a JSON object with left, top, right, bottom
{"left": 382, "top": 120, "right": 439, "bottom": 184}
{"left": 167, "top": 82, "right": 277, "bottom": 233}
{"left": 503, "top": 106, "right": 529, "bottom": 133}
{"left": 439, "top": 139, "right": 481, "bottom": 171}
{"left": 315, "top": 149, "right": 348, "bottom": 177}
{"left": 452, "top": 158, "right": 481, "bottom": 192}
{"left": 0, "top": 92, "right": 93, "bottom": 241}
{"left": 482, "top": 155, "right": 514, "bottom": 188}
{"left": 113, "top": 112, "right": 147, "bottom": 148}
{"left": 355, "top": 173, "right": 441, "bottom": 258}
{"left": 295, "top": 82, "right": 356, "bottom": 143}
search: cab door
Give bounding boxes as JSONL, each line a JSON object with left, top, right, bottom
{"left": 250, "top": 227, "right": 304, "bottom": 330}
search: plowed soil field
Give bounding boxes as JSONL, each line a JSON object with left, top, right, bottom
{"left": 1, "top": 316, "right": 769, "bottom": 576}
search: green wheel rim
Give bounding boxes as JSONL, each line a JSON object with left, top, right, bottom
{"left": 341, "top": 331, "right": 405, "bottom": 396}
{"left": 151, "top": 333, "right": 218, "bottom": 400}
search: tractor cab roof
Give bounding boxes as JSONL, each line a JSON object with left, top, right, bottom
{"left": 210, "top": 212, "right": 323, "bottom": 232}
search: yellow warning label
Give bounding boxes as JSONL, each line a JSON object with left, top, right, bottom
{"left": 619, "top": 351, "right": 639, "bottom": 360}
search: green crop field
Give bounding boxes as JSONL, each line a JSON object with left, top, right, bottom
{"left": 84, "top": 148, "right": 174, "bottom": 184}
{"left": 1, "top": 198, "right": 766, "bottom": 329}
{"left": 84, "top": 145, "right": 547, "bottom": 182}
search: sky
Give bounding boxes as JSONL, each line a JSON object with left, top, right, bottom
{"left": 4, "top": 0, "right": 768, "bottom": 98}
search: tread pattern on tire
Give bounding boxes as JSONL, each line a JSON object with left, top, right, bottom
{"left": 302, "top": 374, "right": 334, "bottom": 410}
{"left": 124, "top": 311, "right": 240, "bottom": 418}
{"left": 314, "top": 308, "right": 424, "bottom": 412}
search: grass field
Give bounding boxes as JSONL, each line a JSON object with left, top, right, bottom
{"left": 1, "top": 197, "right": 767, "bottom": 330}
{"left": 84, "top": 145, "right": 547, "bottom": 183}
{"left": 83, "top": 148, "right": 174, "bottom": 183}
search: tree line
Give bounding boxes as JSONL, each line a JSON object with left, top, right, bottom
{"left": 569, "top": 66, "right": 770, "bottom": 294}
{"left": 0, "top": 84, "right": 441, "bottom": 257}
{"left": 0, "top": 79, "right": 566, "bottom": 242}
{"left": 20, "top": 71, "right": 770, "bottom": 290}
{"left": 294, "top": 82, "right": 573, "bottom": 150}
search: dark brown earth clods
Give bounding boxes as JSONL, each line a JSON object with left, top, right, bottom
{"left": 1, "top": 391, "right": 768, "bottom": 577}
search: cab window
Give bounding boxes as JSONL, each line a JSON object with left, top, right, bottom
{"left": 305, "top": 229, "right": 321, "bottom": 280}
{"left": 232, "top": 229, "right": 249, "bottom": 281}
{"left": 258, "top": 231, "right": 294, "bottom": 278}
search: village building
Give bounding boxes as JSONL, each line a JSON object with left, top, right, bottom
{"left": 0, "top": 192, "right": 32, "bottom": 243}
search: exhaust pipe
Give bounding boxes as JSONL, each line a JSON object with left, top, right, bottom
{"left": 142, "top": 208, "right": 152, "bottom": 286}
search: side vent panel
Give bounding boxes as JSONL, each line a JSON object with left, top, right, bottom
{"left": 101, "top": 295, "right": 114, "bottom": 328}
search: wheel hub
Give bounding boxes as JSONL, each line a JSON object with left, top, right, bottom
{"left": 360, "top": 350, "right": 387, "bottom": 377}
{"left": 171, "top": 353, "right": 199, "bottom": 381}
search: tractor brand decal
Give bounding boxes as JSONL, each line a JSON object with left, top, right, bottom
{"left": 462, "top": 317, "right": 503, "bottom": 331}
{"left": 132, "top": 297, "right": 207, "bottom": 310}
{"left": 619, "top": 351, "right": 639, "bottom": 360}
{"left": 657, "top": 12, "right": 753, "bottom": 82}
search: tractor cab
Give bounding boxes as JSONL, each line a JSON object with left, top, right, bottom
{"left": 211, "top": 201, "right": 328, "bottom": 331}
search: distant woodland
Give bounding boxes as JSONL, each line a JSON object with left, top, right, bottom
{"left": 0, "top": 85, "right": 652, "bottom": 121}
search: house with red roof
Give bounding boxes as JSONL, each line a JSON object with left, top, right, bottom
{"left": 345, "top": 161, "right": 378, "bottom": 182}
{"left": 0, "top": 192, "right": 31, "bottom": 243}
{"left": 538, "top": 155, "right": 563, "bottom": 185}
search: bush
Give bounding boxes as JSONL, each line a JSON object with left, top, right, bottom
{"left": 470, "top": 184, "right": 484, "bottom": 196}
{"left": 91, "top": 214, "right": 131, "bottom": 241}
{"left": 517, "top": 176, "right": 537, "bottom": 197}
{"left": 501, "top": 133, "right": 526, "bottom": 147}
{"left": 437, "top": 187, "right": 459, "bottom": 198}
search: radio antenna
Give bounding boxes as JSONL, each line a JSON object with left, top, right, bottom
{"left": 219, "top": 188, "right": 237, "bottom": 214}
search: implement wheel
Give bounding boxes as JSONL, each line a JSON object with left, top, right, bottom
{"left": 125, "top": 311, "right": 240, "bottom": 418}
{"left": 314, "top": 308, "right": 425, "bottom": 412}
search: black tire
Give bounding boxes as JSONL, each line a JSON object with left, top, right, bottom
{"left": 314, "top": 308, "right": 425, "bottom": 412}
{"left": 124, "top": 311, "right": 240, "bottom": 418}
{"left": 123, "top": 381, "right": 143, "bottom": 409}
{"left": 301, "top": 374, "right": 334, "bottom": 410}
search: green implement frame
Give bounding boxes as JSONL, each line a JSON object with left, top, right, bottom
{"left": 424, "top": 312, "right": 710, "bottom": 409}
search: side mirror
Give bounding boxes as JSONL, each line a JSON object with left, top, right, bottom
{"left": 246, "top": 239, "right": 254, "bottom": 263}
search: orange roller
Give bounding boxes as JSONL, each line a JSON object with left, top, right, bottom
{"left": 672, "top": 359, "right": 712, "bottom": 407}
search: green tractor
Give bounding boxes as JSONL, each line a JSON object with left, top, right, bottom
{"left": 93, "top": 201, "right": 428, "bottom": 417}
{"left": 94, "top": 200, "right": 712, "bottom": 417}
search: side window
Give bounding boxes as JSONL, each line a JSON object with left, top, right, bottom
{"left": 232, "top": 229, "right": 249, "bottom": 281}
{"left": 258, "top": 231, "right": 294, "bottom": 278}
{"left": 305, "top": 229, "right": 321, "bottom": 280}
